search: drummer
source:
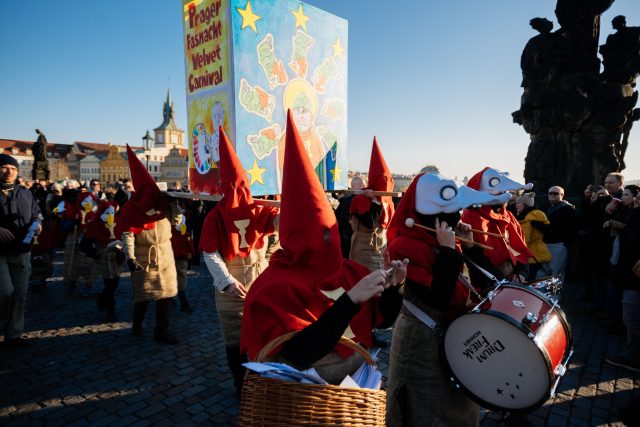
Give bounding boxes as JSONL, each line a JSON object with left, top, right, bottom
{"left": 241, "top": 112, "right": 407, "bottom": 384}
{"left": 385, "top": 172, "right": 511, "bottom": 427}
{"left": 462, "top": 167, "right": 533, "bottom": 283}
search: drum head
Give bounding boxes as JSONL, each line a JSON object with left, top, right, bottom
{"left": 443, "top": 313, "right": 551, "bottom": 411}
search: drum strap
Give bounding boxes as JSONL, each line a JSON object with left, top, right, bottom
{"left": 402, "top": 300, "right": 438, "bottom": 331}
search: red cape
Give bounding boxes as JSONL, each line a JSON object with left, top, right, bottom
{"left": 198, "top": 128, "right": 277, "bottom": 258}
{"left": 461, "top": 206, "right": 532, "bottom": 267}
{"left": 241, "top": 111, "right": 382, "bottom": 360}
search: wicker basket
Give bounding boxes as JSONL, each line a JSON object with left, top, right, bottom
{"left": 237, "top": 331, "right": 386, "bottom": 426}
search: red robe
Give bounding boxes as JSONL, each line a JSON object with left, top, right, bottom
{"left": 461, "top": 206, "right": 531, "bottom": 268}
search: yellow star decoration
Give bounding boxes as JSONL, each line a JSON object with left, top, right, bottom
{"left": 291, "top": 4, "right": 310, "bottom": 30}
{"left": 246, "top": 159, "right": 267, "bottom": 185}
{"left": 331, "top": 38, "right": 345, "bottom": 59}
{"left": 237, "top": 1, "right": 261, "bottom": 33}
{"left": 320, "top": 288, "right": 356, "bottom": 339}
{"left": 329, "top": 163, "right": 342, "bottom": 184}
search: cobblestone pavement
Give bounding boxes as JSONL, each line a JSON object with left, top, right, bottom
{"left": 1, "top": 253, "right": 638, "bottom": 426}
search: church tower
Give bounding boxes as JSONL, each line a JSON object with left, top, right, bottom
{"left": 153, "top": 89, "right": 185, "bottom": 149}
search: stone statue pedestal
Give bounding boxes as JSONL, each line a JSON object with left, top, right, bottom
{"left": 32, "top": 161, "right": 50, "bottom": 181}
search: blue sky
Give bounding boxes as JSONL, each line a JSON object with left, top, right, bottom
{"left": 1, "top": 0, "right": 639, "bottom": 182}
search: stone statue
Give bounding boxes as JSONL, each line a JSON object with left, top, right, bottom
{"left": 514, "top": 0, "right": 640, "bottom": 199}
{"left": 33, "top": 129, "right": 47, "bottom": 161}
{"left": 32, "top": 129, "right": 50, "bottom": 180}
{"left": 600, "top": 15, "right": 640, "bottom": 84}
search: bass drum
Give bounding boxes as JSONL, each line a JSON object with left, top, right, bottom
{"left": 442, "top": 283, "right": 571, "bottom": 413}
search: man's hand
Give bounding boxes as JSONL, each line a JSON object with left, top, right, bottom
{"left": 347, "top": 269, "right": 388, "bottom": 304}
{"left": 435, "top": 218, "right": 456, "bottom": 249}
{"left": 224, "top": 281, "right": 247, "bottom": 298}
{"left": 455, "top": 221, "right": 474, "bottom": 248}
{"left": 383, "top": 251, "right": 409, "bottom": 287}
{"left": 0, "top": 227, "right": 15, "bottom": 242}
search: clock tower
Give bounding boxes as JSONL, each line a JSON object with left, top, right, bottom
{"left": 153, "top": 89, "right": 184, "bottom": 149}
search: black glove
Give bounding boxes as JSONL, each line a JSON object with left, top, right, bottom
{"left": 127, "top": 259, "right": 144, "bottom": 272}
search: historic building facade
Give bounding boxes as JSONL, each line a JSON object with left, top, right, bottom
{"left": 0, "top": 89, "right": 188, "bottom": 185}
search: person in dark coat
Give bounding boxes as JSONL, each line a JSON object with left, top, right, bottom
{"left": 606, "top": 194, "right": 640, "bottom": 372}
{"left": 0, "top": 154, "right": 42, "bottom": 348}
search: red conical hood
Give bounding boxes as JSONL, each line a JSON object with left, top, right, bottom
{"left": 115, "top": 145, "right": 166, "bottom": 236}
{"left": 277, "top": 110, "right": 342, "bottom": 269}
{"left": 126, "top": 144, "right": 159, "bottom": 193}
{"left": 368, "top": 137, "right": 394, "bottom": 192}
{"left": 219, "top": 126, "right": 253, "bottom": 205}
{"left": 350, "top": 137, "right": 395, "bottom": 228}
{"left": 198, "top": 127, "right": 277, "bottom": 259}
{"left": 241, "top": 112, "right": 379, "bottom": 360}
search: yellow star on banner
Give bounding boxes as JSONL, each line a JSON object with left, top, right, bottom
{"left": 329, "top": 163, "right": 343, "bottom": 184}
{"left": 320, "top": 288, "right": 356, "bottom": 339}
{"left": 246, "top": 159, "right": 266, "bottom": 185}
{"left": 291, "top": 4, "right": 310, "bottom": 30}
{"left": 331, "top": 38, "right": 345, "bottom": 59}
{"left": 237, "top": 1, "right": 261, "bottom": 33}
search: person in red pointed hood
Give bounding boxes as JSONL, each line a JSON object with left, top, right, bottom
{"left": 200, "top": 126, "right": 279, "bottom": 395}
{"left": 240, "top": 111, "right": 407, "bottom": 385}
{"left": 81, "top": 200, "right": 126, "bottom": 321}
{"left": 385, "top": 172, "right": 511, "bottom": 427}
{"left": 348, "top": 137, "right": 396, "bottom": 272}
{"left": 115, "top": 145, "right": 169, "bottom": 237}
{"left": 461, "top": 167, "right": 533, "bottom": 282}
{"left": 118, "top": 144, "right": 182, "bottom": 344}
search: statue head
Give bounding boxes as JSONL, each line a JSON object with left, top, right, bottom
{"left": 35, "top": 129, "right": 41, "bottom": 135}
{"left": 529, "top": 18, "right": 553, "bottom": 34}
{"left": 612, "top": 15, "right": 626, "bottom": 31}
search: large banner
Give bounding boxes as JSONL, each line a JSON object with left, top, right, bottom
{"left": 182, "top": 0, "right": 348, "bottom": 196}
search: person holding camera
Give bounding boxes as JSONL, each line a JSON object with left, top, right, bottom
{"left": 580, "top": 173, "right": 624, "bottom": 315}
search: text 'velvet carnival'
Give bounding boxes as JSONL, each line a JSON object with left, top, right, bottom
{"left": 186, "top": 0, "right": 224, "bottom": 93}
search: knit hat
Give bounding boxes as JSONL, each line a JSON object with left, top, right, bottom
{"left": 516, "top": 192, "right": 535, "bottom": 207}
{"left": 0, "top": 153, "right": 19, "bottom": 169}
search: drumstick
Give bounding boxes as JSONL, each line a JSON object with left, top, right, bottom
{"left": 404, "top": 218, "right": 493, "bottom": 250}
{"left": 334, "top": 189, "right": 403, "bottom": 197}
{"left": 471, "top": 229, "right": 504, "bottom": 238}
{"left": 253, "top": 199, "right": 281, "bottom": 208}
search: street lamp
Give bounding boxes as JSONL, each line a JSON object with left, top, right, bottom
{"left": 142, "top": 130, "right": 154, "bottom": 172}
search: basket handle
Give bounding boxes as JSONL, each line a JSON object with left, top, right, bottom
{"left": 254, "top": 330, "right": 376, "bottom": 366}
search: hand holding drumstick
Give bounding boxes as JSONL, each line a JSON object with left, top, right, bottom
{"left": 404, "top": 218, "right": 493, "bottom": 250}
